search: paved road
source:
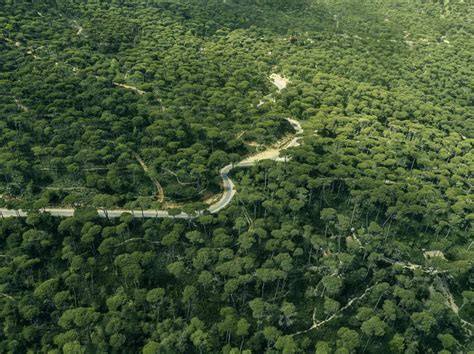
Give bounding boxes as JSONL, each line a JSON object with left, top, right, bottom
{"left": 0, "top": 208, "right": 191, "bottom": 219}
{"left": 0, "top": 77, "right": 302, "bottom": 219}
{"left": 207, "top": 164, "right": 236, "bottom": 214}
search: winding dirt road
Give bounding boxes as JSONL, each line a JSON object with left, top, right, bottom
{"left": 0, "top": 75, "right": 300, "bottom": 219}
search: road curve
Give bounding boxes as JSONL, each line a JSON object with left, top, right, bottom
{"left": 0, "top": 118, "right": 302, "bottom": 220}
{"left": 0, "top": 76, "right": 301, "bottom": 219}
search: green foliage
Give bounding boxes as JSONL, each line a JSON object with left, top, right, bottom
{"left": 0, "top": 0, "right": 472, "bottom": 353}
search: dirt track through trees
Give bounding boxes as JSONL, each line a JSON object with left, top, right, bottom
{"left": 0, "top": 74, "right": 301, "bottom": 219}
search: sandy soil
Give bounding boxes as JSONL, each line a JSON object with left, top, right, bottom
{"left": 286, "top": 117, "right": 303, "bottom": 134}
{"left": 239, "top": 147, "right": 282, "bottom": 164}
{"left": 238, "top": 118, "right": 302, "bottom": 164}
{"left": 270, "top": 73, "right": 290, "bottom": 91}
{"left": 237, "top": 71, "right": 304, "bottom": 163}
{"left": 424, "top": 250, "right": 446, "bottom": 260}
{"left": 245, "top": 141, "right": 262, "bottom": 148}
{"left": 202, "top": 192, "right": 223, "bottom": 206}
{"left": 113, "top": 82, "right": 145, "bottom": 95}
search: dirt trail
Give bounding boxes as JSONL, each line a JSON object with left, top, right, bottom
{"left": 133, "top": 153, "right": 165, "bottom": 203}
{"left": 113, "top": 82, "right": 145, "bottom": 95}
{"left": 434, "top": 277, "right": 473, "bottom": 335}
{"left": 14, "top": 99, "right": 28, "bottom": 112}
{"left": 45, "top": 187, "right": 92, "bottom": 191}
{"left": 292, "top": 286, "right": 374, "bottom": 336}
{"left": 162, "top": 168, "right": 193, "bottom": 186}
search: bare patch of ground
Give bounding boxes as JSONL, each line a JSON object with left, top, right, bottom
{"left": 163, "top": 201, "right": 181, "bottom": 209}
{"left": 202, "top": 192, "right": 223, "bottom": 206}
{"left": 239, "top": 147, "right": 283, "bottom": 164}
{"left": 245, "top": 141, "right": 262, "bottom": 148}
{"left": 113, "top": 82, "right": 145, "bottom": 95}
{"left": 239, "top": 130, "right": 300, "bottom": 165}
{"left": 239, "top": 76, "right": 303, "bottom": 164}
{"left": 270, "top": 73, "right": 290, "bottom": 91}
{"left": 424, "top": 250, "right": 446, "bottom": 260}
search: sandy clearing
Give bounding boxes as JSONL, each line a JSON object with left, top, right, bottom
{"left": 238, "top": 147, "right": 282, "bottom": 164}
{"left": 245, "top": 141, "right": 262, "bottom": 148}
{"left": 270, "top": 73, "right": 290, "bottom": 91}
{"left": 237, "top": 118, "right": 302, "bottom": 164}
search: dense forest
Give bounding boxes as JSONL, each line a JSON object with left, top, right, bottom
{"left": 0, "top": 0, "right": 473, "bottom": 353}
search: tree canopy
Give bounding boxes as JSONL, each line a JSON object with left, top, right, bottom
{"left": 0, "top": 0, "right": 472, "bottom": 352}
